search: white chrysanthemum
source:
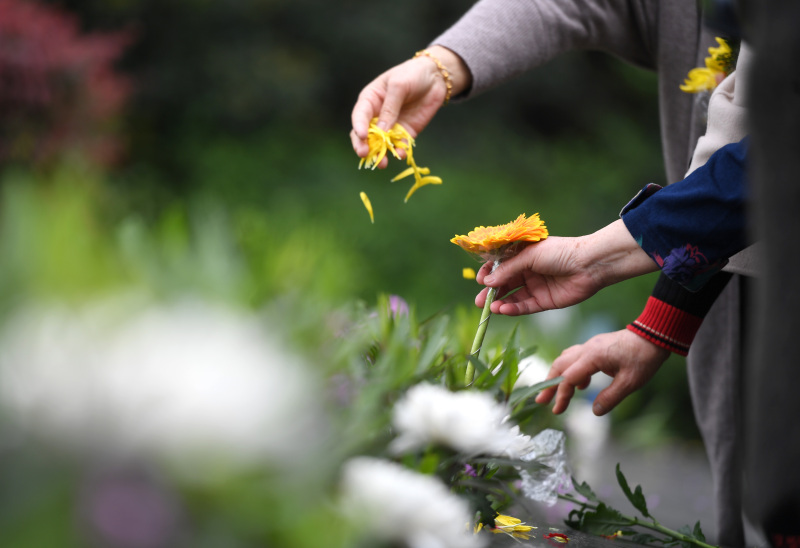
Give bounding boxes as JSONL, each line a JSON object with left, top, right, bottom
{"left": 0, "top": 299, "right": 321, "bottom": 478}
{"left": 340, "top": 457, "right": 486, "bottom": 548}
{"left": 389, "top": 383, "right": 534, "bottom": 458}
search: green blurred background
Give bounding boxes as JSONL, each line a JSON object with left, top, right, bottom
{"left": 3, "top": 0, "right": 699, "bottom": 452}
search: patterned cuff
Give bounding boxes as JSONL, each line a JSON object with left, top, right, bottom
{"left": 627, "top": 296, "right": 704, "bottom": 356}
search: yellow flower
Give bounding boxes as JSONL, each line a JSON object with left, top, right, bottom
{"left": 358, "top": 118, "right": 443, "bottom": 203}
{"left": 462, "top": 267, "right": 476, "bottom": 280}
{"left": 450, "top": 213, "right": 548, "bottom": 260}
{"left": 491, "top": 514, "right": 536, "bottom": 540}
{"left": 359, "top": 191, "right": 374, "bottom": 223}
{"left": 358, "top": 119, "right": 413, "bottom": 170}
{"left": 680, "top": 37, "right": 734, "bottom": 93}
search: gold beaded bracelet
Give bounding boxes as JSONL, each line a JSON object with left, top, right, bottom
{"left": 414, "top": 49, "right": 453, "bottom": 105}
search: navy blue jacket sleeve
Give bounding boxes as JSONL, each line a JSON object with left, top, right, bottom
{"left": 620, "top": 137, "right": 750, "bottom": 291}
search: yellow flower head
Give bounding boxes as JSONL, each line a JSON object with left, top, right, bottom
{"left": 450, "top": 213, "right": 548, "bottom": 261}
{"left": 680, "top": 37, "right": 735, "bottom": 93}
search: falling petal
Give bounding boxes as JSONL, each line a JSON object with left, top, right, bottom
{"left": 390, "top": 166, "right": 418, "bottom": 182}
{"left": 404, "top": 176, "right": 443, "bottom": 202}
{"left": 359, "top": 191, "right": 374, "bottom": 223}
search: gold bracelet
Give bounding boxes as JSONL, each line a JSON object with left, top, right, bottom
{"left": 414, "top": 49, "right": 453, "bottom": 105}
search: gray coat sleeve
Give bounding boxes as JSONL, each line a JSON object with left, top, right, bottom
{"left": 431, "top": 0, "right": 658, "bottom": 97}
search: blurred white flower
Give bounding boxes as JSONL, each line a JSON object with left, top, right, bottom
{"left": 339, "top": 457, "right": 486, "bottom": 548}
{"left": 389, "top": 383, "right": 534, "bottom": 458}
{"left": 0, "top": 299, "right": 322, "bottom": 478}
{"left": 515, "top": 354, "right": 551, "bottom": 388}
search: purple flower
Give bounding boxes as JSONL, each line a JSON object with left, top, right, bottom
{"left": 79, "top": 467, "right": 183, "bottom": 548}
{"left": 388, "top": 295, "right": 409, "bottom": 318}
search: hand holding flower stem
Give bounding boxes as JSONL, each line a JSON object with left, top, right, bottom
{"left": 450, "top": 213, "right": 548, "bottom": 386}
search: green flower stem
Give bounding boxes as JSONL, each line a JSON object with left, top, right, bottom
{"left": 557, "top": 493, "right": 718, "bottom": 548}
{"left": 466, "top": 260, "right": 500, "bottom": 385}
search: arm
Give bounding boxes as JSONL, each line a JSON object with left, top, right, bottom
{"left": 352, "top": 0, "right": 661, "bottom": 164}
{"left": 475, "top": 219, "right": 657, "bottom": 315}
{"left": 621, "top": 138, "right": 749, "bottom": 290}
{"left": 432, "top": 0, "right": 658, "bottom": 98}
{"left": 534, "top": 271, "right": 733, "bottom": 415}
{"left": 478, "top": 138, "right": 750, "bottom": 314}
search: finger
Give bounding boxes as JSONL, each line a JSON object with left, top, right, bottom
{"left": 494, "top": 299, "right": 547, "bottom": 316}
{"left": 535, "top": 353, "right": 573, "bottom": 404}
{"left": 377, "top": 79, "right": 409, "bottom": 130}
{"left": 591, "top": 373, "right": 635, "bottom": 416}
{"left": 350, "top": 128, "right": 369, "bottom": 158}
{"left": 475, "top": 261, "right": 494, "bottom": 284}
{"left": 352, "top": 92, "right": 381, "bottom": 140}
{"left": 482, "top": 254, "right": 525, "bottom": 287}
{"left": 475, "top": 286, "right": 490, "bottom": 308}
{"left": 551, "top": 381, "right": 577, "bottom": 415}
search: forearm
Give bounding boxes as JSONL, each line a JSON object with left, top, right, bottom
{"left": 579, "top": 219, "right": 660, "bottom": 289}
{"left": 621, "top": 139, "right": 749, "bottom": 290}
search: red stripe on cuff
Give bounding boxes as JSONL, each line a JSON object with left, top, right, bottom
{"left": 626, "top": 297, "right": 704, "bottom": 357}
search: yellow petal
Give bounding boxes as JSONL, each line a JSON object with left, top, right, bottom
{"left": 403, "top": 175, "right": 443, "bottom": 202}
{"left": 391, "top": 166, "right": 430, "bottom": 182}
{"left": 462, "top": 267, "right": 476, "bottom": 279}
{"left": 359, "top": 191, "right": 374, "bottom": 223}
{"left": 679, "top": 67, "right": 720, "bottom": 92}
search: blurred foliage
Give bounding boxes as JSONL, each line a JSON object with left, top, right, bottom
{"left": 0, "top": 0, "right": 131, "bottom": 165}
{"left": 11, "top": 0, "right": 698, "bottom": 443}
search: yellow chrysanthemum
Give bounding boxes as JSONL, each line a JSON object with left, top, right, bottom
{"left": 358, "top": 118, "right": 443, "bottom": 203}
{"left": 680, "top": 37, "right": 734, "bottom": 93}
{"left": 679, "top": 67, "right": 721, "bottom": 93}
{"left": 450, "top": 213, "right": 548, "bottom": 260}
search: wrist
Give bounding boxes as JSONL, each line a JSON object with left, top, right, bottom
{"left": 627, "top": 296, "right": 704, "bottom": 356}
{"left": 424, "top": 45, "right": 472, "bottom": 97}
{"left": 582, "top": 219, "right": 658, "bottom": 288}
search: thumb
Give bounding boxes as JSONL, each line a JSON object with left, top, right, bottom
{"left": 484, "top": 253, "right": 526, "bottom": 286}
{"left": 377, "top": 82, "right": 409, "bottom": 131}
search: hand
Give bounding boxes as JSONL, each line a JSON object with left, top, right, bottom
{"left": 475, "top": 236, "right": 601, "bottom": 315}
{"left": 475, "top": 220, "right": 658, "bottom": 315}
{"left": 534, "top": 329, "right": 670, "bottom": 415}
{"left": 350, "top": 46, "right": 471, "bottom": 168}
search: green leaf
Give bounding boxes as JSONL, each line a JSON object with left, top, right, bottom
{"left": 578, "top": 503, "right": 635, "bottom": 535}
{"left": 692, "top": 521, "right": 707, "bottom": 542}
{"left": 518, "top": 345, "right": 539, "bottom": 360}
{"left": 615, "top": 463, "right": 651, "bottom": 518}
{"left": 571, "top": 477, "right": 599, "bottom": 502}
{"left": 508, "top": 376, "right": 564, "bottom": 407}
{"left": 631, "top": 533, "right": 673, "bottom": 545}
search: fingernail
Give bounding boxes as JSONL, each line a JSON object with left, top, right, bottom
{"left": 377, "top": 120, "right": 388, "bottom": 130}
{"left": 484, "top": 275, "right": 494, "bottom": 284}
{"left": 592, "top": 402, "right": 606, "bottom": 415}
